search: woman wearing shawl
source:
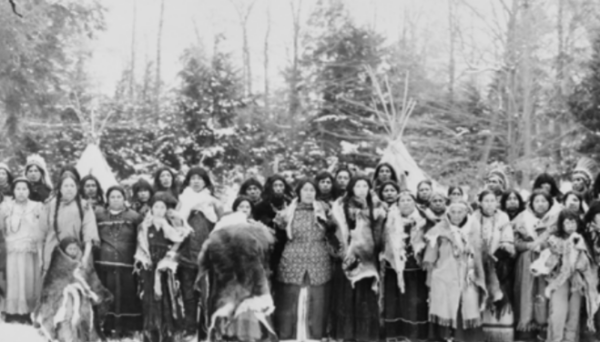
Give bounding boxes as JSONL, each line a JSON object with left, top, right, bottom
{"left": 381, "top": 189, "right": 430, "bottom": 341}
{"left": 329, "top": 176, "right": 385, "bottom": 342}
{"left": 95, "top": 186, "right": 144, "bottom": 337}
{"left": 424, "top": 200, "right": 487, "bottom": 342}
{"left": 25, "top": 155, "right": 52, "bottom": 203}
{"left": 422, "top": 191, "right": 448, "bottom": 224}
{"left": 513, "top": 190, "right": 558, "bottom": 341}
{"left": 416, "top": 180, "right": 433, "bottom": 210}
{"left": 272, "top": 179, "right": 336, "bottom": 341}
{"left": 80, "top": 175, "right": 105, "bottom": 210}
{"left": 500, "top": 190, "right": 526, "bottom": 221}
{"left": 153, "top": 167, "right": 179, "bottom": 200}
{"left": 334, "top": 167, "right": 352, "bottom": 197}
{"left": 474, "top": 190, "right": 515, "bottom": 342}
{"left": 176, "top": 167, "right": 223, "bottom": 339}
{"left": 134, "top": 192, "right": 191, "bottom": 342}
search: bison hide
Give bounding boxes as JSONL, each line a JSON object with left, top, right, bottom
{"left": 195, "top": 221, "right": 275, "bottom": 342}
{"left": 32, "top": 247, "right": 113, "bottom": 342}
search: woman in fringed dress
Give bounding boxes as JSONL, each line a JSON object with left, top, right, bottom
{"left": 381, "top": 188, "right": 430, "bottom": 341}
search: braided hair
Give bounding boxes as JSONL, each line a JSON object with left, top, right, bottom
{"left": 342, "top": 175, "right": 375, "bottom": 230}
{"left": 54, "top": 173, "right": 84, "bottom": 240}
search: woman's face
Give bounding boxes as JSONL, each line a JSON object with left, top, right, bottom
{"left": 449, "top": 188, "right": 463, "bottom": 203}
{"left": 398, "top": 194, "right": 416, "bottom": 216}
{"left": 593, "top": 213, "right": 600, "bottom": 228}
{"left": 318, "top": 178, "right": 332, "bottom": 194}
{"left": 336, "top": 171, "right": 351, "bottom": 190}
{"left": 448, "top": 205, "right": 468, "bottom": 225}
{"left": 108, "top": 190, "right": 125, "bottom": 211}
{"left": 0, "top": 169, "right": 9, "bottom": 184}
{"left": 283, "top": 172, "right": 295, "bottom": 187}
{"left": 26, "top": 166, "right": 41, "bottom": 183}
{"left": 353, "top": 180, "right": 370, "bottom": 199}
{"left": 572, "top": 174, "right": 587, "bottom": 192}
{"left": 236, "top": 200, "right": 252, "bottom": 217}
{"left": 381, "top": 185, "right": 399, "bottom": 204}
{"left": 565, "top": 194, "right": 581, "bottom": 212}
{"left": 532, "top": 195, "right": 550, "bottom": 215}
{"left": 60, "top": 178, "right": 78, "bottom": 201}
{"left": 14, "top": 182, "right": 29, "bottom": 202}
{"left": 83, "top": 180, "right": 98, "bottom": 199}
{"left": 138, "top": 190, "right": 151, "bottom": 203}
{"left": 480, "top": 193, "right": 498, "bottom": 214}
{"left": 505, "top": 193, "right": 520, "bottom": 211}
{"left": 190, "top": 174, "right": 206, "bottom": 192}
{"left": 246, "top": 185, "right": 262, "bottom": 201}
{"left": 377, "top": 166, "right": 393, "bottom": 182}
{"left": 418, "top": 183, "right": 432, "bottom": 201}
{"left": 65, "top": 243, "right": 82, "bottom": 260}
{"left": 159, "top": 171, "right": 173, "bottom": 188}
{"left": 564, "top": 218, "right": 578, "bottom": 235}
{"left": 272, "top": 180, "right": 285, "bottom": 196}
{"left": 300, "top": 183, "right": 316, "bottom": 204}
{"left": 430, "top": 196, "right": 447, "bottom": 214}
{"left": 152, "top": 201, "right": 167, "bottom": 218}
{"left": 539, "top": 182, "right": 552, "bottom": 195}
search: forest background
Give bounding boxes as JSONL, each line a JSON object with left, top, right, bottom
{"left": 3, "top": 0, "right": 600, "bottom": 195}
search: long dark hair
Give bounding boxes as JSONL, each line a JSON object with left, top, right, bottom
{"left": 262, "top": 174, "right": 293, "bottom": 201}
{"left": 555, "top": 209, "right": 583, "bottom": 238}
{"left": 528, "top": 190, "right": 554, "bottom": 214}
{"left": 238, "top": 178, "right": 263, "bottom": 196}
{"left": 373, "top": 163, "right": 398, "bottom": 188}
{"left": 54, "top": 174, "right": 85, "bottom": 239}
{"left": 343, "top": 176, "right": 375, "bottom": 229}
{"left": 533, "top": 173, "right": 562, "bottom": 199}
{"left": 500, "top": 189, "right": 525, "bottom": 215}
{"left": 153, "top": 167, "right": 179, "bottom": 195}
{"left": 562, "top": 191, "right": 584, "bottom": 214}
{"left": 80, "top": 175, "right": 105, "bottom": 206}
{"left": 132, "top": 178, "right": 154, "bottom": 203}
{"left": 377, "top": 180, "right": 400, "bottom": 202}
{"left": 182, "top": 167, "right": 213, "bottom": 194}
{"left": 315, "top": 171, "right": 341, "bottom": 200}
{"left": 448, "top": 185, "right": 464, "bottom": 198}
{"left": 295, "top": 178, "right": 319, "bottom": 202}
{"left": 58, "top": 165, "right": 82, "bottom": 187}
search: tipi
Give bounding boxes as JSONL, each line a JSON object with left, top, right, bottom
{"left": 76, "top": 144, "right": 118, "bottom": 193}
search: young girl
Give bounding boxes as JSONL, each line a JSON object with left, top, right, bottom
{"left": 424, "top": 200, "right": 486, "bottom": 342}
{"left": 134, "top": 192, "right": 191, "bottom": 342}
{"left": 131, "top": 178, "right": 154, "bottom": 216}
{"left": 513, "top": 190, "right": 558, "bottom": 340}
{"left": 0, "top": 178, "right": 43, "bottom": 323}
{"left": 535, "top": 209, "right": 598, "bottom": 342}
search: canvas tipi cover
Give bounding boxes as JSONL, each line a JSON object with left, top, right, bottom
{"left": 76, "top": 144, "right": 118, "bottom": 192}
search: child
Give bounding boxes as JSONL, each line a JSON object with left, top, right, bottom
{"left": 532, "top": 209, "right": 599, "bottom": 342}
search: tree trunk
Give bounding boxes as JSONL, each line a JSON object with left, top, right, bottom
{"left": 129, "top": 0, "right": 137, "bottom": 100}
{"left": 289, "top": 0, "right": 302, "bottom": 139}
{"left": 155, "top": 0, "right": 165, "bottom": 116}
{"left": 521, "top": 0, "right": 535, "bottom": 188}
{"left": 264, "top": 0, "right": 271, "bottom": 116}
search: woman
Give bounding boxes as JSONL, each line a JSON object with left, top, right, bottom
{"left": 177, "top": 167, "right": 222, "bottom": 338}
{"left": 533, "top": 173, "right": 563, "bottom": 202}
{"left": 378, "top": 180, "right": 400, "bottom": 206}
{"left": 57, "top": 165, "right": 81, "bottom": 187}
{"left": 0, "top": 163, "right": 14, "bottom": 199}
{"left": 153, "top": 167, "right": 179, "bottom": 199}
{"left": 238, "top": 178, "right": 263, "bottom": 205}
{"left": 80, "top": 175, "right": 105, "bottom": 210}
{"left": 273, "top": 179, "right": 335, "bottom": 340}
{"left": 372, "top": 162, "right": 400, "bottom": 194}
{"left": 334, "top": 167, "right": 352, "bottom": 196}
{"left": 500, "top": 190, "right": 526, "bottom": 221}
{"left": 416, "top": 180, "right": 433, "bottom": 210}
{"left": 25, "top": 155, "right": 52, "bottom": 203}
{"left": 330, "top": 176, "right": 385, "bottom": 342}
{"left": 448, "top": 185, "right": 464, "bottom": 203}
{"left": 423, "top": 191, "right": 448, "bottom": 224}
{"left": 316, "top": 171, "right": 340, "bottom": 204}
{"left": 134, "top": 192, "right": 190, "bottom": 342}
{"left": 582, "top": 202, "right": 600, "bottom": 341}
{"left": 474, "top": 190, "right": 515, "bottom": 342}
{"left": 539, "top": 209, "right": 596, "bottom": 342}
{"left": 562, "top": 191, "right": 585, "bottom": 216}
{"left": 131, "top": 178, "right": 154, "bottom": 216}
{"left": 95, "top": 186, "right": 143, "bottom": 337}
{"left": 381, "top": 190, "right": 429, "bottom": 341}
{"left": 0, "top": 178, "right": 43, "bottom": 323}
{"left": 513, "top": 190, "right": 558, "bottom": 341}
{"left": 40, "top": 173, "right": 98, "bottom": 275}
{"left": 424, "top": 200, "right": 486, "bottom": 342}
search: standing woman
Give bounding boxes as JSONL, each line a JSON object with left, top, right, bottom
{"left": 416, "top": 180, "right": 433, "bottom": 210}
{"left": 134, "top": 192, "right": 190, "bottom": 342}
{"left": 424, "top": 200, "right": 487, "bottom": 342}
{"left": 177, "top": 167, "right": 223, "bottom": 339}
{"left": 448, "top": 186, "right": 464, "bottom": 203}
{"left": 378, "top": 181, "right": 400, "bottom": 206}
{"left": 0, "top": 163, "right": 14, "bottom": 199}
{"left": 273, "top": 179, "right": 335, "bottom": 340}
{"left": 40, "top": 173, "right": 98, "bottom": 274}
{"left": 0, "top": 178, "right": 43, "bottom": 323}
{"left": 25, "top": 155, "right": 52, "bottom": 203}
{"left": 95, "top": 186, "right": 143, "bottom": 337}
{"left": 330, "top": 176, "right": 385, "bottom": 342}
{"left": 423, "top": 192, "right": 448, "bottom": 224}
{"left": 334, "top": 168, "right": 352, "bottom": 197}
{"left": 0, "top": 163, "right": 12, "bottom": 306}
{"left": 316, "top": 171, "right": 340, "bottom": 204}
{"left": 153, "top": 167, "right": 179, "bottom": 200}
{"left": 533, "top": 173, "right": 563, "bottom": 205}
{"left": 381, "top": 189, "right": 430, "bottom": 341}
{"left": 372, "top": 162, "right": 400, "bottom": 194}
{"left": 473, "top": 190, "right": 515, "bottom": 342}
{"left": 513, "top": 190, "right": 557, "bottom": 340}
{"left": 80, "top": 175, "right": 105, "bottom": 210}
{"left": 131, "top": 178, "right": 154, "bottom": 217}
{"left": 238, "top": 178, "right": 263, "bottom": 205}
{"left": 500, "top": 190, "right": 526, "bottom": 221}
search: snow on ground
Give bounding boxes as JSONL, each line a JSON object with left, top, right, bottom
{"left": 0, "top": 322, "right": 144, "bottom": 341}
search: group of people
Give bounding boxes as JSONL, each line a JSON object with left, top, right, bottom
{"left": 1, "top": 153, "right": 600, "bottom": 342}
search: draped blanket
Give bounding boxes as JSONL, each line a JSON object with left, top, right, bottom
{"left": 33, "top": 247, "right": 113, "bottom": 342}
{"left": 195, "top": 222, "right": 276, "bottom": 342}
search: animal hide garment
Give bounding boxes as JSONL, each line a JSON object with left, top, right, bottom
{"left": 32, "top": 247, "right": 112, "bottom": 342}
{"left": 195, "top": 221, "right": 276, "bottom": 342}
{"left": 344, "top": 209, "right": 380, "bottom": 292}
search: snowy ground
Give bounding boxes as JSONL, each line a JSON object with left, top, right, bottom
{"left": 0, "top": 322, "right": 145, "bottom": 342}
